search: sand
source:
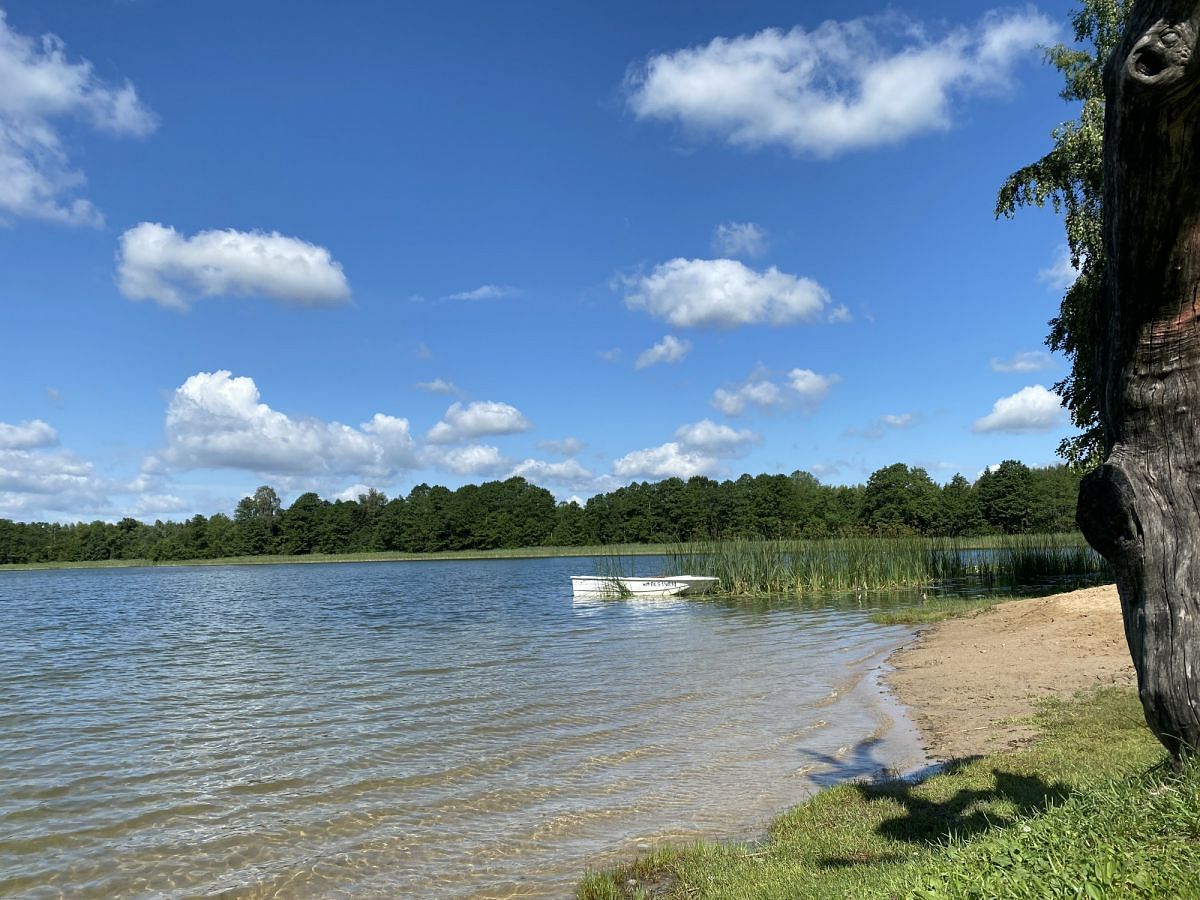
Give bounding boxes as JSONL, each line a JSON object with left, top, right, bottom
{"left": 886, "top": 585, "right": 1136, "bottom": 760}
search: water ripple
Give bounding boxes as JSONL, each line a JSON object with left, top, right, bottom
{"left": 0, "top": 558, "right": 924, "bottom": 897}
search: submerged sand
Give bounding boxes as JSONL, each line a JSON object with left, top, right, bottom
{"left": 887, "top": 585, "right": 1136, "bottom": 760}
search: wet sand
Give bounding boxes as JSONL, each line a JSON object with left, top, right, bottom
{"left": 887, "top": 585, "right": 1136, "bottom": 760}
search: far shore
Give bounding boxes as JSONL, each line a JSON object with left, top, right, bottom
{"left": 0, "top": 543, "right": 670, "bottom": 573}
{"left": 886, "top": 583, "right": 1134, "bottom": 759}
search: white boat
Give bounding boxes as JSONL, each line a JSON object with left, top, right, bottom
{"left": 570, "top": 575, "right": 720, "bottom": 599}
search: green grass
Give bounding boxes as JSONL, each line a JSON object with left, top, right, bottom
{"left": 661, "top": 534, "right": 1110, "bottom": 596}
{"left": 578, "top": 688, "right": 1179, "bottom": 899}
{"left": 869, "top": 596, "right": 1010, "bottom": 626}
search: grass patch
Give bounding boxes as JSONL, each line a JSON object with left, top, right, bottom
{"left": 577, "top": 688, "right": 1171, "bottom": 899}
{"left": 901, "top": 759, "right": 1200, "bottom": 898}
{"left": 869, "top": 596, "right": 1009, "bottom": 626}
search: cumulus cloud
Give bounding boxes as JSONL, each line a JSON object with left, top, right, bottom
{"left": 827, "top": 304, "right": 853, "bottom": 324}
{"left": 613, "top": 443, "right": 720, "bottom": 481}
{"left": 416, "top": 378, "right": 460, "bottom": 395}
{"left": 712, "top": 380, "right": 783, "bottom": 417}
{"left": 509, "top": 457, "right": 596, "bottom": 487}
{"left": 538, "top": 437, "right": 585, "bottom": 455}
{"left": 610, "top": 417, "right": 761, "bottom": 483}
{"left": 598, "top": 347, "right": 623, "bottom": 362}
{"left": 0, "top": 437, "right": 167, "bottom": 522}
{"left": 626, "top": 9, "right": 1055, "bottom": 157}
{"left": 437, "top": 444, "right": 508, "bottom": 476}
{"left": 990, "top": 350, "right": 1054, "bottom": 373}
{"left": 712, "top": 221, "right": 767, "bottom": 257}
{"left": 158, "top": 370, "right": 419, "bottom": 478}
{"left": 116, "top": 222, "right": 351, "bottom": 310}
{"left": 1039, "top": 246, "right": 1081, "bottom": 291}
{"left": 788, "top": 368, "right": 840, "bottom": 410}
{"left": 973, "top": 384, "right": 1065, "bottom": 434}
{"left": 674, "top": 419, "right": 758, "bottom": 454}
{"left": 635, "top": 334, "right": 692, "bottom": 369}
{"left": 0, "top": 419, "right": 58, "bottom": 449}
{"left": 0, "top": 10, "right": 157, "bottom": 226}
{"left": 443, "top": 284, "right": 517, "bottom": 301}
{"left": 425, "top": 400, "right": 533, "bottom": 444}
{"left": 713, "top": 367, "right": 839, "bottom": 416}
{"left": 625, "top": 258, "right": 829, "bottom": 329}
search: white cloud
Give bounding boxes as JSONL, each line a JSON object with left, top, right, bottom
{"left": 416, "top": 378, "right": 459, "bottom": 395}
{"left": 538, "top": 437, "right": 585, "bottom": 455}
{"left": 437, "top": 444, "right": 509, "bottom": 476}
{"left": 116, "top": 222, "right": 350, "bottom": 310}
{"left": 827, "top": 304, "right": 853, "bottom": 324}
{"left": 973, "top": 384, "right": 1065, "bottom": 434}
{"left": 333, "top": 483, "right": 373, "bottom": 503}
{"left": 598, "top": 347, "right": 623, "bottom": 362}
{"left": 0, "top": 439, "right": 165, "bottom": 522}
{"left": 1039, "top": 246, "right": 1081, "bottom": 291}
{"left": 444, "top": 284, "right": 517, "bottom": 301}
{"left": 0, "top": 448, "right": 95, "bottom": 496}
{"left": 611, "top": 417, "right": 760, "bottom": 484}
{"left": 0, "top": 10, "right": 157, "bottom": 226}
{"left": 158, "top": 370, "right": 419, "bottom": 478}
{"left": 626, "top": 10, "right": 1055, "bottom": 157}
{"left": 712, "top": 221, "right": 767, "bottom": 257}
{"left": 990, "top": 350, "right": 1054, "bottom": 373}
{"left": 674, "top": 418, "right": 758, "bottom": 454}
{"left": 613, "top": 443, "right": 719, "bottom": 481}
{"left": 509, "top": 457, "right": 595, "bottom": 487}
{"left": 425, "top": 400, "right": 533, "bottom": 444}
{"left": 635, "top": 334, "right": 692, "bottom": 369}
{"left": 713, "top": 367, "right": 838, "bottom": 416}
{"left": 852, "top": 412, "right": 917, "bottom": 439}
{"left": 0, "top": 419, "right": 57, "bottom": 449}
{"left": 713, "top": 380, "right": 784, "bottom": 416}
{"left": 625, "top": 258, "right": 829, "bottom": 328}
{"left": 787, "top": 368, "right": 840, "bottom": 410}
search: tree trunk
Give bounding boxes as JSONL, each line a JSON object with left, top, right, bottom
{"left": 1078, "top": 2, "right": 1200, "bottom": 759}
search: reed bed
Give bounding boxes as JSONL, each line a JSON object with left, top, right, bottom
{"left": 659, "top": 533, "right": 1111, "bottom": 596}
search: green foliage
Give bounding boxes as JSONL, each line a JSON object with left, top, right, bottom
{"left": 0, "top": 463, "right": 1090, "bottom": 566}
{"left": 997, "top": 0, "right": 1133, "bottom": 469}
{"left": 861, "top": 464, "right": 942, "bottom": 534}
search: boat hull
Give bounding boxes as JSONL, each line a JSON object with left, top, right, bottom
{"left": 570, "top": 575, "right": 719, "bottom": 599}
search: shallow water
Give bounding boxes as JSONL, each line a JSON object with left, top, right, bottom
{"left": 0, "top": 558, "right": 925, "bottom": 898}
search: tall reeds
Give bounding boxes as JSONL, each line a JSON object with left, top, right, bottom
{"left": 658, "top": 534, "right": 1111, "bottom": 596}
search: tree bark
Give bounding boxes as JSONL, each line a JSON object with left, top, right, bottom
{"left": 1078, "top": 2, "right": 1200, "bottom": 759}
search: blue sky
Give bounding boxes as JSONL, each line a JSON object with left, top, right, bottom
{"left": 1, "top": 0, "right": 1085, "bottom": 522}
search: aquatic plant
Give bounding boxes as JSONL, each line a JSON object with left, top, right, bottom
{"left": 658, "top": 534, "right": 1111, "bottom": 596}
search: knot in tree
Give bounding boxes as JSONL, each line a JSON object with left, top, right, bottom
{"left": 1079, "top": 1, "right": 1200, "bottom": 760}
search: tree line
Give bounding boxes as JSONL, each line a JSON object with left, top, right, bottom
{"left": 0, "top": 460, "right": 1083, "bottom": 565}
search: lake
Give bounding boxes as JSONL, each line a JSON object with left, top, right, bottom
{"left": 0, "top": 557, "right": 926, "bottom": 898}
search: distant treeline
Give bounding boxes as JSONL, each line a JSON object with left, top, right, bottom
{"left": 0, "top": 460, "right": 1082, "bottom": 565}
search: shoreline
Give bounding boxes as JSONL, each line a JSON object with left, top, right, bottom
{"left": 885, "top": 583, "right": 1134, "bottom": 760}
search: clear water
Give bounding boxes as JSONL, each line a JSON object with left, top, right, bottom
{"left": 0, "top": 558, "right": 926, "bottom": 898}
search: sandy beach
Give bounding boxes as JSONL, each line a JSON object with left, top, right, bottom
{"left": 887, "top": 585, "right": 1136, "bottom": 760}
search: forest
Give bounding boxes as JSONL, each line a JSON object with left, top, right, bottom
{"left": 0, "top": 460, "right": 1082, "bottom": 565}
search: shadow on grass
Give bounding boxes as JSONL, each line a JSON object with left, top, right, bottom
{"left": 813, "top": 747, "right": 1072, "bottom": 869}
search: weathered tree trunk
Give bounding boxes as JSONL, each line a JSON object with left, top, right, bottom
{"left": 1078, "top": 2, "right": 1200, "bottom": 759}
